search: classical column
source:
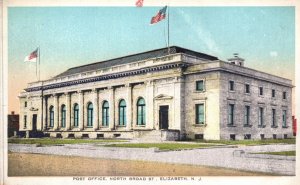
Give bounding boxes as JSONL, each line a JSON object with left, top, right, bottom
{"left": 54, "top": 94, "right": 59, "bottom": 130}
{"left": 146, "top": 80, "right": 154, "bottom": 129}
{"left": 78, "top": 91, "right": 84, "bottom": 130}
{"left": 66, "top": 92, "right": 71, "bottom": 130}
{"left": 108, "top": 87, "right": 115, "bottom": 130}
{"left": 93, "top": 89, "right": 99, "bottom": 130}
{"left": 126, "top": 84, "right": 132, "bottom": 130}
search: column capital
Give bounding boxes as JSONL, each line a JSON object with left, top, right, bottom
{"left": 77, "top": 90, "right": 84, "bottom": 94}
{"left": 53, "top": 93, "right": 61, "bottom": 97}
{"left": 125, "top": 83, "right": 132, "bottom": 88}
{"left": 146, "top": 80, "right": 154, "bottom": 86}
{"left": 174, "top": 76, "right": 185, "bottom": 82}
{"left": 92, "top": 88, "right": 98, "bottom": 93}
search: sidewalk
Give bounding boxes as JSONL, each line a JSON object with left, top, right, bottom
{"left": 8, "top": 143, "right": 295, "bottom": 175}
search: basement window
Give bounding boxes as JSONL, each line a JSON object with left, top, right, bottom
{"left": 230, "top": 134, "right": 236, "bottom": 140}
{"left": 195, "top": 134, "right": 204, "bottom": 140}
{"left": 97, "top": 134, "right": 104, "bottom": 138}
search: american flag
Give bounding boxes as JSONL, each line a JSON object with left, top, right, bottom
{"left": 150, "top": 6, "right": 167, "bottom": 25}
{"left": 135, "top": 0, "right": 143, "bottom": 7}
{"left": 24, "top": 48, "right": 38, "bottom": 62}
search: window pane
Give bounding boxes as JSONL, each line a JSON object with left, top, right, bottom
{"left": 229, "top": 81, "right": 234, "bottom": 91}
{"left": 196, "top": 81, "right": 204, "bottom": 91}
{"left": 137, "top": 98, "right": 146, "bottom": 125}
{"left": 282, "top": 110, "right": 287, "bottom": 127}
{"left": 259, "top": 107, "right": 264, "bottom": 125}
{"left": 244, "top": 106, "right": 250, "bottom": 125}
{"left": 196, "top": 104, "right": 204, "bottom": 124}
{"left": 87, "top": 103, "right": 93, "bottom": 126}
{"left": 228, "top": 104, "right": 234, "bottom": 124}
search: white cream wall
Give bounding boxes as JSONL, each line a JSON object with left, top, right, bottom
{"left": 183, "top": 72, "right": 221, "bottom": 140}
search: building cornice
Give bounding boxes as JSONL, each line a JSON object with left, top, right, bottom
{"left": 25, "top": 62, "right": 188, "bottom": 92}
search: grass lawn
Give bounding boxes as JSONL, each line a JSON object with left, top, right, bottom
{"left": 105, "top": 143, "right": 218, "bottom": 150}
{"left": 252, "top": 151, "right": 296, "bottom": 156}
{"left": 8, "top": 138, "right": 126, "bottom": 145}
{"left": 192, "top": 138, "right": 296, "bottom": 146}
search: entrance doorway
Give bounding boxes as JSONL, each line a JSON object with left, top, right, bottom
{"left": 32, "top": 114, "right": 37, "bottom": 131}
{"left": 159, "top": 105, "right": 169, "bottom": 129}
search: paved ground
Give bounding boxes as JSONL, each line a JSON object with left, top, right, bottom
{"left": 8, "top": 152, "right": 269, "bottom": 176}
{"left": 8, "top": 143, "right": 295, "bottom": 175}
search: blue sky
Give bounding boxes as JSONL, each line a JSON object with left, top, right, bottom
{"left": 8, "top": 6, "right": 295, "bottom": 112}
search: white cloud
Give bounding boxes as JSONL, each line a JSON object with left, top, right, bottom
{"left": 270, "top": 51, "right": 278, "bottom": 57}
{"left": 177, "top": 9, "right": 222, "bottom": 55}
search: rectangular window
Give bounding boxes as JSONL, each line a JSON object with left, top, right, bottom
{"left": 259, "top": 87, "right": 263, "bottom": 96}
{"left": 282, "top": 110, "right": 287, "bottom": 127}
{"left": 24, "top": 115, "right": 27, "bottom": 128}
{"left": 244, "top": 106, "right": 250, "bottom": 125}
{"left": 195, "top": 134, "right": 204, "bottom": 140}
{"left": 24, "top": 101, "right": 27, "bottom": 107}
{"left": 283, "top": 92, "right": 286, "bottom": 99}
{"left": 228, "top": 104, "right": 234, "bottom": 125}
{"left": 196, "top": 80, "right": 204, "bottom": 91}
{"left": 258, "top": 107, "right": 264, "bottom": 126}
{"left": 244, "top": 134, "right": 251, "bottom": 140}
{"left": 245, "top": 84, "right": 250, "bottom": 93}
{"left": 273, "top": 134, "right": 277, "bottom": 139}
{"left": 260, "top": 134, "right": 265, "bottom": 140}
{"left": 272, "top": 89, "right": 275, "bottom": 98}
{"left": 196, "top": 104, "right": 205, "bottom": 124}
{"left": 229, "top": 81, "right": 234, "bottom": 91}
{"left": 230, "top": 134, "right": 236, "bottom": 140}
{"left": 272, "top": 109, "right": 276, "bottom": 127}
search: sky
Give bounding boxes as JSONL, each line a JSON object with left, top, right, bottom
{"left": 8, "top": 6, "right": 295, "bottom": 113}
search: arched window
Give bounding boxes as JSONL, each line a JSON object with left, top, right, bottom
{"left": 119, "top": 99, "right": 126, "bottom": 126}
{"left": 49, "top": 106, "right": 54, "bottom": 127}
{"left": 61, "top": 104, "right": 66, "bottom": 127}
{"left": 102, "top": 101, "right": 109, "bottom": 126}
{"left": 87, "top": 103, "right": 93, "bottom": 127}
{"left": 137, "top": 98, "right": 146, "bottom": 125}
{"left": 73, "top": 103, "right": 79, "bottom": 127}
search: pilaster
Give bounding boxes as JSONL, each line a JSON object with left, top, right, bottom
{"left": 78, "top": 91, "right": 84, "bottom": 130}
{"left": 54, "top": 94, "right": 59, "bottom": 130}
{"left": 93, "top": 89, "right": 99, "bottom": 130}
{"left": 65, "top": 92, "right": 71, "bottom": 130}
{"left": 126, "top": 84, "right": 132, "bottom": 130}
{"left": 42, "top": 96, "right": 47, "bottom": 130}
{"left": 146, "top": 80, "right": 154, "bottom": 129}
{"left": 108, "top": 87, "right": 115, "bottom": 130}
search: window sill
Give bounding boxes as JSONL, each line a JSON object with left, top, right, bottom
{"left": 271, "top": 125, "right": 278, "bottom": 128}
{"left": 258, "top": 125, "right": 266, "bottom": 128}
{"left": 194, "top": 90, "right": 205, "bottom": 93}
{"left": 85, "top": 126, "right": 93, "bottom": 128}
{"left": 136, "top": 125, "right": 146, "bottom": 127}
{"left": 227, "top": 124, "right": 236, "bottom": 127}
{"left": 193, "top": 124, "right": 206, "bottom": 127}
{"left": 243, "top": 124, "right": 252, "bottom": 127}
{"left": 229, "top": 90, "right": 235, "bottom": 93}
{"left": 116, "top": 125, "right": 126, "bottom": 127}
{"left": 100, "top": 126, "right": 109, "bottom": 128}
{"left": 282, "top": 126, "right": 289, "bottom": 128}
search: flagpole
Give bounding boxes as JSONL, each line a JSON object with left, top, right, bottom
{"left": 38, "top": 46, "right": 40, "bottom": 81}
{"left": 35, "top": 56, "right": 38, "bottom": 80}
{"left": 167, "top": 5, "right": 170, "bottom": 55}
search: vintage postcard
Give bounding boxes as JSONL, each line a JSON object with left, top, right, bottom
{"left": 1, "top": 0, "right": 299, "bottom": 185}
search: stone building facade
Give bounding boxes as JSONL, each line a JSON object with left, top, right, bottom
{"left": 18, "top": 46, "right": 293, "bottom": 140}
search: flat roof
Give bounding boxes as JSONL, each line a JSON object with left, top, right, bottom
{"left": 55, "top": 46, "right": 218, "bottom": 78}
